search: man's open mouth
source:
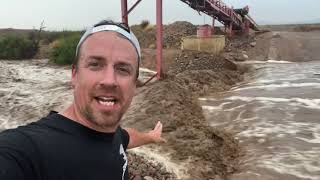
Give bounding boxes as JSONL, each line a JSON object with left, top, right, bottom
{"left": 95, "top": 96, "right": 117, "bottom": 107}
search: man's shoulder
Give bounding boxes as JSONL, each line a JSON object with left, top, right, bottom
{"left": 0, "top": 115, "right": 55, "bottom": 180}
{"left": 0, "top": 126, "right": 41, "bottom": 167}
{"left": 0, "top": 112, "right": 61, "bottom": 150}
{"left": 0, "top": 117, "right": 49, "bottom": 151}
{"left": 0, "top": 127, "right": 30, "bottom": 148}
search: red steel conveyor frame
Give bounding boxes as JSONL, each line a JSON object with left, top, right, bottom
{"left": 121, "top": 0, "right": 258, "bottom": 80}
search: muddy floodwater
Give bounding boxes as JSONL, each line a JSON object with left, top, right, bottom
{"left": 201, "top": 61, "right": 320, "bottom": 180}
{"left": 0, "top": 60, "right": 72, "bottom": 130}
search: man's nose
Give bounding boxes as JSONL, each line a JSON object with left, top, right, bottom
{"left": 99, "top": 66, "right": 118, "bottom": 88}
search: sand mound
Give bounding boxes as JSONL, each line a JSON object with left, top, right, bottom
{"left": 124, "top": 51, "right": 246, "bottom": 179}
{"left": 131, "top": 21, "right": 197, "bottom": 49}
{"left": 163, "top": 21, "right": 197, "bottom": 49}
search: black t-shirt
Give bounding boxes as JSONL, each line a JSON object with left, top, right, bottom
{"left": 0, "top": 111, "right": 130, "bottom": 180}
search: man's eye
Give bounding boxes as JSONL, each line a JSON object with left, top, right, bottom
{"left": 117, "top": 67, "right": 131, "bottom": 75}
{"left": 89, "top": 62, "right": 100, "bottom": 67}
{"left": 87, "top": 62, "right": 103, "bottom": 70}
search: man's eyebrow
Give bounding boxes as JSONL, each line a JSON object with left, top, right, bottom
{"left": 86, "top": 55, "right": 105, "bottom": 62}
{"left": 117, "top": 62, "right": 134, "bottom": 68}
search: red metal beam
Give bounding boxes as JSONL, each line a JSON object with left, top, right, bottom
{"left": 156, "top": 0, "right": 164, "bottom": 79}
{"left": 128, "top": 0, "right": 142, "bottom": 14}
{"left": 212, "top": 18, "right": 215, "bottom": 35}
{"left": 142, "top": 73, "right": 157, "bottom": 86}
{"left": 121, "top": 0, "right": 128, "bottom": 25}
{"left": 180, "top": 0, "right": 258, "bottom": 32}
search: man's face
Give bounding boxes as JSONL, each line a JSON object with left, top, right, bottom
{"left": 71, "top": 32, "right": 138, "bottom": 130}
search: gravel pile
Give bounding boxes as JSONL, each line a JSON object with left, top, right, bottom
{"left": 128, "top": 153, "right": 176, "bottom": 180}
{"left": 131, "top": 24, "right": 156, "bottom": 49}
{"left": 163, "top": 21, "right": 196, "bottom": 49}
{"left": 223, "top": 35, "right": 257, "bottom": 62}
{"left": 131, "top": 21, "right": 197, "bottom": 49}
{"left": 168, "top": 50, "right": 238, "bottom": 74}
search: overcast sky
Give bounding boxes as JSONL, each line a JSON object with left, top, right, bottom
{"left": 0, "top": 0, "right": 319, "bottom": 30}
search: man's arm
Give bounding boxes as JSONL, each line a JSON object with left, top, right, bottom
{"left": 124, "top": 121, "right": 166, "bottom": 149}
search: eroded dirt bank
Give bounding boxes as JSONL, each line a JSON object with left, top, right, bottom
{"left": 244, "top": 31, "right": 320, "bottom": 61}
{"left": 123, "top": 50, "right": 249, "bottom": 180}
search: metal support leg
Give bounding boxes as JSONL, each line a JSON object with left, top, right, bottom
{"left": 156, "top": 0, "right": 163, "bottom": 80}
{"left": 121, "top": 0, "right": 128, "bottom": 25}
{"left": 212, "top": 18, "right": 215, "bottom": 35}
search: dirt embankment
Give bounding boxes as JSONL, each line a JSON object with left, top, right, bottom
{"left": 242, "top": 31, "right": 320, "bottom": 61}
{"left": 123, "top": 48, "right": 249, "bottom": 179}
{"left": 222, "top": 26, "right": 320, "bottom": 62}
{"left": 261, "top": 23, "right": 320, "bottom": 32}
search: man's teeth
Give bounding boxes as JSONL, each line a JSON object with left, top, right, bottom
{"left": 97, "top": 97, "right": 116, "bottom": 106}
{"left": 99, "top": 100, "right": 115, "bottom": 106}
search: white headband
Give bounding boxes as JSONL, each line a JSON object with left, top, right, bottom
{"left": 76, "top": 24, "right": 141, "bottom": 62}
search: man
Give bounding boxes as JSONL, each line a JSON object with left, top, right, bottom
{"left": 0, "top": 20, "right": 165, "bottom": 180}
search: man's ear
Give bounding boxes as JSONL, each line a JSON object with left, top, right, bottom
{"left": 71, "top": 65, "right": 77, "bottom": 88}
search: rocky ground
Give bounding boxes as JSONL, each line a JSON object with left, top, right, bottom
{"left": 128, "top": 153, "right": 177, "bottom": 180}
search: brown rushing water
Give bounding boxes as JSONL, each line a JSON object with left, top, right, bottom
{"left": 200, "top": 61, "right": 320, "bottom": 180}
{"left": 0, "top": 59, "right": 72, "bottom": 130}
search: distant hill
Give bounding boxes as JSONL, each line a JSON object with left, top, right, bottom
{"left": 257, "top": 18, "right": 320, "bottom": 25}
{"left": 301, "top": 18, "right": 320, "bottom": 24}
{"left": 260, "top": 23, "right": 320, "bottom": 32}
{"left": 0, "top": 28, "right": 34, "bottom": 37}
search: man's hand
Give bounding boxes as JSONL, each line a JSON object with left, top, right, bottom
{"left": 125, "top": 121, "right": 166, "bottom": 149}
{"left": 147, "top": 121, "right": 166, "bottom": 143}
